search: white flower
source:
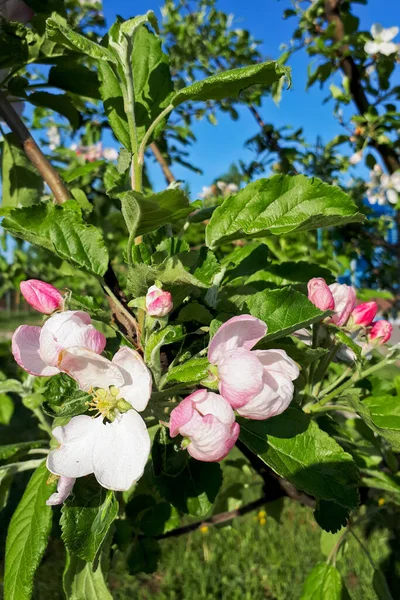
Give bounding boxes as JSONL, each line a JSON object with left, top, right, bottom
{"left": 349, "top": 151, "right": 363, "bottom": 165}
{"left": 381, "top": 171, "right": 400, "bottom": 205}
{"left": 364, "top": 24, "right": 399, "bottom": 56}
{"left": 47, "top": 126, "right": 60, "bottom": 151}
{"left": 47, "top": 347, "right": 152, "bottom": 491}
{"left": 225, "top": 183, "right": 238, "bottom": 195}
{"left": 102, "top": 147, "right": 118, "bottom": 161}
{"left": 199, "top": 185, "right": 214, "bottom": 199}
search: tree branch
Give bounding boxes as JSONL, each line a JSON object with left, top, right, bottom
{"left": 150, "top": 141, "right": 176, "bottom": 184}
{"left": 0, "top": 91, "right": 71, "bottom": 204}
{"left": 324, "top": 0, "right": 400, "bottom": 174}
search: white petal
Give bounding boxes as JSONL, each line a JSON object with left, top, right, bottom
{"left": 371, "top": 23, "right": 383, "bottom": 40}
{"left": 59, "top": 347, "right": 124, "bottom": 392}
{"left": 92, "top": 410, "right": 150, "bottom": 491}
{"left": 254, "top": 349, "right": 300, "bottom": 381}
{"left": 208, "top": 315, "right": 266, "bottom": 365}
{"left": 391, "top": 172, "right": 400, "bottom": 191}
{"left": 381, "top": 26, "right": 398, "bottom": 43}
{"left": 12, "top": 325, "right": 59, "bottom": 376}
{"left": 379, "top": 42, "right": 398, "bottom": 56}
{"left": 112, "top": 347, "right": 152, "bottom": 412}
{"left": 47, "top": 415, "right": 100, "bottom": 478}
{"left": 364, "top": 41, "right": 379, "bottom": 54}
{"left": 237, "top": 372, "right": 294, "bottom": 420}
{"left": 387, "top": 189, "right": 398, "bottom": 204}
{"left": 194, "top": 391, "right": 235, "bottom": 425}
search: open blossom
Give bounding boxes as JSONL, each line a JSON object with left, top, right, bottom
{"left": 20, "top": 279, "right": 63, "bottom": 314}
{"left": 364, "top": 24, "right": 399, "bottom": 57}
{"left": 170, "top": 389, "right": 239, "bottom": 461}
{"left": 146, "top": 285, "right": 173, "bottom": 317}
{"left": 350, "top": 301, "right": 378, "bottom": 327}
{"left": 369, "top": 320, "right": 393, "bottom": 344}
{"left": 208, "top": 315, "right": 299, "bottom": 420}
{"left": 308, "top": 279, "right": 356, "bottom": 327}
{"left": 47, "top": 126, "right": 60, "bottom": 151}
{"left": 12, "top": 311, "right": 105, "bottom": 376}
{"left": 381, "top": 172, "right": 400, "bottom": 205}
{"left": 47, "top": 347, "right": 152, "bottom": 491}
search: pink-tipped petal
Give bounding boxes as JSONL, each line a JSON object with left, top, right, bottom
{"left": 93, "top": 410, "right": 151, "bottom": 491}
{"left": 307, "top": 278, "right": 335, "bottom": 311}
{"left": 194, "top": 390, "right": 236, "bottom": 425}
{"left": 146, "top": 285, "right": 173, "bottom": 317}
{"left": 351, "top": 302, "right": 378, "bottom": 327}
{"left": 369, "top": 320, "right": 393, "bottom": 344}
{"left": 12, "top": 325, "right": 59, "bottom": 376}
{"left": 46, "top": 476, "right": 76, "bottom": 506}
{"left": 329, "top": 283, "right": 357, "bottom": 326}
{"left": 20, "top": 279, "right": 63, "bottom": 314}
{"left": 218, "top": 348, "right": 264, "bottom": 408}
{"left": 237, "top": 371, "right": 294, "bottom": 420}
{"left": 170, "top": 396, "right": 195, "bottom": 438}
{"left": 254, "top": 349, "right": 300, "bottom": 381}
{"left": 58, "top": 347, "right": 125, "bottom": 392}
{"left": 112, "top": 346, "right": 152, "bottom": 412}
{"left": 186, "top": 414, "right": 239, "bottom": 462}
{"left": 208, "top": 315, "right": 267, "bottom": 365}
{"left": 47, "top": 415, "right": 100, "bottom": 478}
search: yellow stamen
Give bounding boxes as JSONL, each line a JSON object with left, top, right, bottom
{"left": 87, "top": 386, "right": 121, "bottom": 420}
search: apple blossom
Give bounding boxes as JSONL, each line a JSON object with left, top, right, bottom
{"left": 364, "top": 24, "right": 399, "bottom": 57}
{"left": 208, "top": 315, "right": 299, "bottom": 420}
{"left": 381, "top": 171, "right": 400, "bottom": 205}
{"left": 12, "top": 310, "right": 106, "bottom": 376}
{"left": 368, "top": 320, "right": 393, "bottom": 345}
{"left": 20, "top": 279, "right": 64, "bottom": 314}
{"left": 46, "top": 476, "right": 76, "bottom": 506}
{"left": 307, "top": 278, "right": 334, "bottom": 311}
{"left": 169, "top": 389, "right": 239, "bottom": 462}
{"left": 47, "top": 126, "right": 61, "bottom": 151}
{"left": 47, "top": 346, "right": 152, "bottom": 491}
{"left": 146, "top": 285, "right": 173, "bottom": 317}
{"left": 349, "top": 151, "right": 363, "bottom": 165}
{"left": 350, "top": 301, "right": 378, "bottom": 327}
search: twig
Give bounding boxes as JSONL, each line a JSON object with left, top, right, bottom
{"left": 0, "top": 91, "right": 71, "bottom": 204}
{"left": 150, "top": 141, "right": 176, "bottom": 184}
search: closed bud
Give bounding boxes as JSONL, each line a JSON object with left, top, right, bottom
{"left": 145, "top": 285, "right": 173, "bottom": 317}
{"left": 350, "top": 301, "right": 378, "bottom": 327}
{"left": 20, "top": 279, "right": 64, "bottom": 314}
{"left": 369, "top": 320, "right": 393, "bottom": 345}
{"left": 307, "top": 278, "right": 335, "bottom": 311}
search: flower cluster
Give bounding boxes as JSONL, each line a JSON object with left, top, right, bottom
{"left": 199, "top": 181, "right": 239, "bottom": 199}
{"left": 365, "top": 164, "right": 400, "bottom": 206}
{"left": 169, "top": 315, "right": 299, "bottom": 461}
{"left": 70, "top": 142, "right": 118, "bottom": 162}
{"left": 307, "top": 278, "right": 392, "bottom": 358}
{"left": 13, "top": 281, "right": 298, "bottom": 502}
{"left": 364, "top": 24, "right": 399, "bottom": 57}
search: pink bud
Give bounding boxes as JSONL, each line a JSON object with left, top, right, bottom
{"left": 329, "top": 283, "right": 357, "bottom": 326}
{"left": 369, "top": 320, "right": 393, "bottom": 345}
{"left": 307, "top": 278, "right": 335, "bottom": 311}
{"left": 146, "top": 285, "right": 173, "bottom": 317}
{"left": 20, "top": 279, "right": 64, "bottom": 314}
{"left": 351, "top": 301, "right": 378, "bottom": 327}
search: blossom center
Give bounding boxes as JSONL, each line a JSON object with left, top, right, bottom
{"left": 87, "top": 386, "right": 131, "bottom": 421}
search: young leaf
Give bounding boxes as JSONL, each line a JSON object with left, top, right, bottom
{"left": 63, "top": 552, "right": 112, "bottom": 600}
{"left": 152, "top": 426, "right": 188, "bottom": 478}
{"left": 4, "top": 462, "right": 56, "bottom": 600}
{"left": 98, "top": 61, "right": 131, "bottom": 151}
{"left": 172, "top": 61, "right": 290, "bottom": 106}
{"left": 46, "top": 15, "right": 117, "bottom": 63}
{"left": 0, "top": 394, "right": 14, "bottom": 425}
{"left": 0, "top": 441, "right": 46, "bottom": 462}
{"left": 48, "top": 63, "right": 101, "bottom": 99}
{"left": 238, "top": 407, "right": 360, "bottom": 509}
{"left": 42, "top": 373, "right": 91, "bottom": 418}
{"left": 361, "top": 469, "right": 400, "bottom": 500}
{"left": 348, "top": 396, "right": 400, "bottom": 452}
{"left": 28, "top": 91, "right": 81, "bottom": 129}
{"left": 373, "top": 569, "right": 395, "bottom": 600}
{"left": 2, "top": 203, "right": 109, "bottom": 276}
{"left": 314, "top": 500, "right": 350, "bottom": 533}
{"left": 165, "top": 356, "right": 210, "bottom": 384}
{"left": 1, "top": 133, "right": 43, "bottom": 208}
{"left": 205, "top": 174, "right": 364, "bottom": 249}
{"left": 247, "top": 287, "right": 330, "bottom": 342}
{"left": 61, "top": 477, "right": 119, "bottom": 562}
{"left": 301, "top": 563, "right": 350, "bottom": 599}
{"left": 145, "top": 325, "right": 185, "bottom": 384}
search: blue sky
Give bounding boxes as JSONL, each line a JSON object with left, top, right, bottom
{"left": 100, "top": 0, "right": 400, "bottom": 196}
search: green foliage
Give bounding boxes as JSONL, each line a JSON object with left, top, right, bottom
{"left": 348, "top": 395, "right": 400, "bottom": 452}
{"left": 4, "top": 462, "right": 56, "bottom": 600}
{"left": 42, "top": 374, "right": 91, "bottom": 418}
{"left": 301, "top": 563, "right": 350, "bottom": 599}
{"left": 205, "top": 174, "right": 363, "bottom": 248}
{"left": 1, "top": 133, "right": 43, "bottom": 208}
{"left": 63, "top": 552, "right": 112, "bottom": 600}
{"left": 2, "top": 203, "right": 109, "bottom": 276}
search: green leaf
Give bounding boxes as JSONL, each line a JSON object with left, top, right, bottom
{"left": 0, "top": 394, "right": 14, "bottom": 425}
{"left": 46, "top": 14, "right": 117, "bottom": 63}
{"left": 177, "top": 302, "right": 213, "bottom": 325}
{"left": 98, "top": 61, "right": 131, "bottom": 150}
{"left": 0, "top": 441, "right": 46, "bottom": 462}
{"left": 42, "top": 374, "right": 91, "bottom": 418}
{"left": 172, "top": 61, "right": 290, "bottom": 106}
{"left": 63, "top": 552, "right": 112, "bottom": 600}
{"left": 128, "top": 537, "right": 161, "bottom": 575}
{"left": 373, "top": 569, "right": 395, "bottom": 600}
{"left": 361, "top": 469, "right": 400, "bottom": 499}
{"left": 62, "top": 161, "right": 105, "bottom": 183}
{"left": 48, "top": 63, "right": 101, "bottom": 99}
{"left": 314, "top": 500, "right": 350, "bottom": 533}
{"left": 61, "top": 477, "right": 119, "bottom": 562}
{"left": 2, "top": 203, "right": 109, "bottom": 276}
{"left": 166, "top": 356, "right": 210, "bottom": 384}
{"left": 4, "top": 462, "right": 56, "bottom": 600}
{"left": 333, "top": 329, "right": 362, "bottom": 360}
{"left": 247, "top": 260, "right": 335, "bottom": 287}
{"left": 0, "top": 379, "right": 24, "bottom": 394}
{"left": 118, "top": 189, "right": 192, "bottom": 237}
{"left": 156, "top": 458, "right": 222, "bottom": 517}
{"left": 256, "top": 337, "right": 329, "bottom": 368}
{"left": 205, "top": 174, "right": 364, "bottom": 249}
{"left": 247, "top": 287, "right": 330, "bottom": 342}
{"left": 1, "top": 133, "right": 43, "bottom": 208}
{"left": 301, "top": 562, "right": 350, "bottom": 599}
{"left": 348, "top": 396, "right": 400, "bottom": 452}
{"left": 28, "top": 91, "right": 80, "bottom": 129}
{"left": 139, "top": 502, "right": 179, "bottom": 537}
{"left": 145, "top": 325, "right": 185, "bottom": 384}
{"left": 152, "top": 426, "right": 189, "bottom": 478}
{"left": 238, "top": 407, "right": 360, "bottom": 508}
{"left": 320, "top": 526, "right": 347, "bottom": 557}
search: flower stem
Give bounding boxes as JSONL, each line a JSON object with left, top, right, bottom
{"left": 318, "top": 366, "right": 353, "bottom": 398}
{"left": 121, "top": 36, "right": 141, "bottom": 191}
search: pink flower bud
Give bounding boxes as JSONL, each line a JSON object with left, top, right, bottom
{"left": 20, "top": 279, "right": 64, "bottom": 314}
{"left": 351, "top": 301, "right": 378, "bottom": 327}
{"left": 369, "top": 320, "right": 393, "bottom": 345}
{"left": 145, "top": 285, "right": 173, "bottom": 317}
{"left": 169, "top": 389, "right": 239, "bottom": 462}
{"left": 329, "top": 283, "right": 357, "bottom": 326}
{"left": 307, "top": 278, "right": 335, "bottom": 311}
